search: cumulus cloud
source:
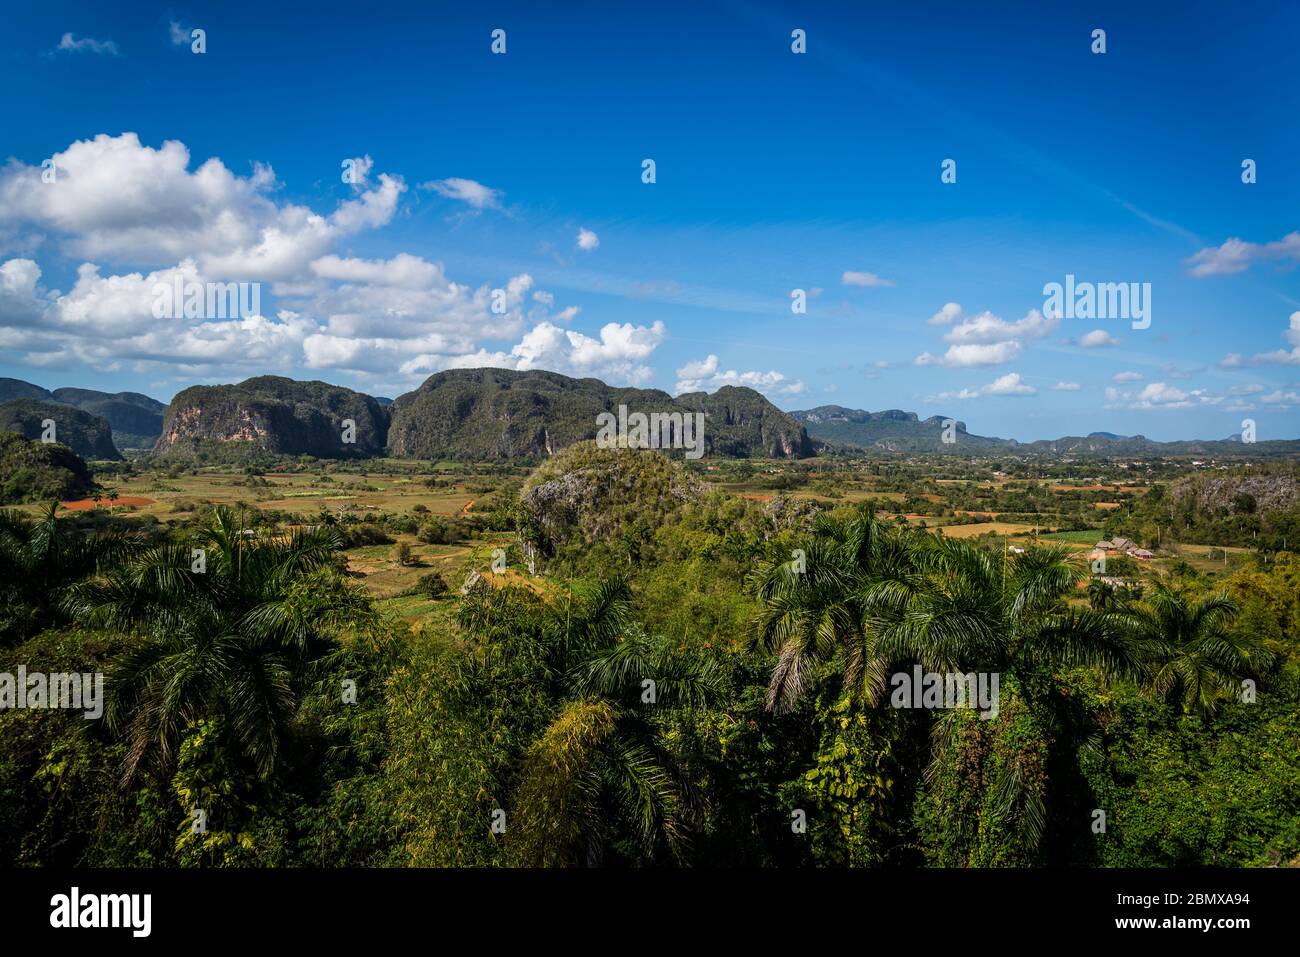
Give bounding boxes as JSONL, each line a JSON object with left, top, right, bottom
{"left": 674, "top": 354, "right": 805, "bottom": 396}
{"left": 0, "top": 133, "right": 403, "bottom": 280}
{"left": 928, "top": 302, "right": 962, "bottom": 325}
{"left": 984, "top": 372, "right": 1036, "bottom": 395}
{"left": 1187, "top": 232, "right": 1300, "bottom": 277}
{"left": 56, "top": 33, "right": 119, "bottom": 56}
{"left": 916, "top": 340, "right": 1023, "bottom": 367}
{"left": 0, "top": 258, "right": 47, "bottom": 328}
{"left": 842, "top": 271, "right": 894, "bottom": 288}
{"left": 1112, "top": 371, "right": 1144, "bottom": 383}
{"left": 405, "top": 320, "right": 667, "bottom": 386}
{"left": 1105, "top": 382, "right": 1222, "bottom": 411}
{"left": 0, "top": 134, "right": 633, "bottom": 388}
{"left": 915, "top": 306, "right": 1053, "bottom": 368}
{"left": 420, "top": 177, "right": 503, "bottom": 210}
{"left": 943, "top": 309, "right": 1057, "bottom": 345}
{"left": 936, "top": 372, "right": 1036, "bottom": 399}
{"left": 576, "top": 228, "right": 600, "bottom": 251}
{"left": 1079, "top": 329, "right": 1119, "bottom": 348}
{"left": 1252, "top": 311, "right": 1300, "bottom": 365}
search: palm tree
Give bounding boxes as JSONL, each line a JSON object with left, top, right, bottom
{"left": 63, "top": 506, "right": 375, "bottom": 781}
{"left": 1125, "top": 585, "right": 1270, "bottom": 716}
{"left": 482, "top": 578, "right": 720, "bottom": 866}
{"left": 750, "top": 524, "right": 1143, "bottom": 861}
{"left": 0, "top": 504, "right": 138, "bottom": 642}
{"left": 866, "top": 537, "right": 1142, "bottom": 858}
{"left": 1087, "top": 577, "right": 1143, "bottom": 612}
{"left": 870, "top": 538, "right": 1139, "bottom": 683}
{"left": 747, "top": 507, "right": 912, "bottom": 712}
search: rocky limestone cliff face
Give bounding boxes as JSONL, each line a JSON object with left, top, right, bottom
{"left": 1172, "top": 471, "right": 1299, "bottom": 514}
{"left": 155, "top": 376, "right": 388, "bottom": 458}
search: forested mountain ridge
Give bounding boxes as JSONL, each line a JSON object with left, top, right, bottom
{"left": 0, "top": 399, "right": 121, "bottom": 460}
{"left": 0, "top": 378, "right": 165, "bottom": 449}
{"left": 386, "top": 368, "right": 814, "bottom": 460}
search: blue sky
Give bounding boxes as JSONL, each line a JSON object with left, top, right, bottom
{"left": 1, "top": 1, "right": 1298, "bottom": 440}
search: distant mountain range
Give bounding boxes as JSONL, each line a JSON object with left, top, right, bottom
{"left": 0, "top": 378, "right": 166, "bottom": 452}
{"left": 789, "top": 404, "right": 1300, "bottom": 457}
{"left": 0, "top": 399, "right": 122, "bottom": 461}
{"left": 1, "top": 375, "right": 1296, "bottom": 463}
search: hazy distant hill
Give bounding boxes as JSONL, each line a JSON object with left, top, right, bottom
{"left": 791, "top": 404, "right": 1300, "bottom": 458}
{"left": 0, "top": 378, "right": 53, "bottom": 403}
{"left": 50, "top": 388, "right": 165, "bottom": 449}
{"left": 790, "top": 405, "right": 1006, "bottom": 452}
{"left": 387, "top": 368, "right": 814, "bottom": 461}
{"left": 0, "top": 378, "right": 165, "bottom": 449}
{"left": 0, "top": 399, "right": 121, "bottom": 460}
{"left": 156, "top": 376, "right": 389, "bottom": 460}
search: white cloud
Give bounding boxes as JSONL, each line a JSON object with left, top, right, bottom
{"left": 1079, "top": 329, "right": 1119, "bottom": 348}
{"left": 842, "top": 271, "right": 894, "bottom": 288}
{"left": 0, "top": 210, "right": 578, "bottom": 383}
{"left": 420, "top": 177, "right": 503, "bottom": 210}
{"left": 1105, "top": 381, "right": 1223, "bottom": 411}
{"left": 310, "top": 252, "right": 441, "bottom": 289}
{"left": 1187, "top": 232, "right": 1300, "bottom": 277}
{"left": 56, "top": 33, "right": 119, "bottom": 56}
{"left": 928, "top": 302, "right": 962, "bottom": 325}
{"left": 0, "top": 135, "right": 619, "bottom": 387}
{"left": 0, "top": 258, "right": 46, "bottom": 328}
{"left": 1113, "top": 371, "right": 1144, "bottom": 383}
{"left": 937, "top": 371, "right": 1036, "bottom": 399}
{"left": 1052, "top": 381, "right": 1082, "bottom": 391}
{"left": 576, "top": 228, "right": 600, "bottom": 251}
{"left": 168, "top": 22, "right": 191, "bottom": 45}
{"left": 915, "top": 307, "right": 1053, "bottom": 369}
{"left": 674, "top": 354, "right": 805, "bottom": 396}
{"left": 943, "top": 309, "right": 1057, "bottom": 345}
{"left": 0, "top": 258, "right": 40, "bottom": 297}
{"left": 0, "top": 133, "right": 403, "bottom": 280}
{"left": 916, "top": 340, "right": 1023, "bottom": 367}
{"left": 406, "top": 320, "right": 667, "bottom": 386}
{"left": 1261, "top": 390, "right": 1300, "bottom": 408}
{"left": 342, "top": 155, "right": 374, "bottom": 189}
{"left": 984, "top": 372, "right": 1036, "bottom": 395}
{"left": 1252, "top": 311, "right": 1300, "bottom": 365}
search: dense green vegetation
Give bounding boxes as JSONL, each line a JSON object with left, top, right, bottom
{"left": 1104, "top": 464, "right": 1300, "bottom": 551}
{"left": 0, "top": 380, "right": 164, "bottom": 450}
{"left": 1, "top": 447, "right": 1297, "bottom": 868}
{"left": 388, "top": 368, "right": 813, "bottom": 461}
{"left": 0, "top": 432, "right": 97, "bottom": 505}
{"left": 0, "top": 400, "right": 121, "bottom": 461}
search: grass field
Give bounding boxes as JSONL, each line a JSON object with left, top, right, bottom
{"left": 1039, "top": 529, "right": 1105, "bottom": 544}
{"left": 936, "top": 522, "right": 1037, "bottom": 538}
